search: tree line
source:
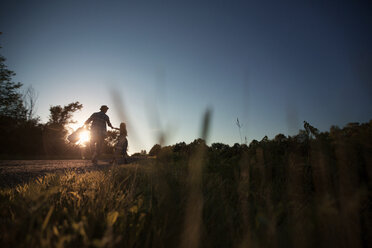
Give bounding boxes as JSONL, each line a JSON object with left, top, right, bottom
{"left": 147, "top": 120, "right": 371, "bottom": 247}
{"left": 0, "top": 43, "right": 119, "bottom": 158}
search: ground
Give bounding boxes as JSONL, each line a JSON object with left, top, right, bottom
{"left": 0, "top": 160, "right": 107, "bottom": 187}
{"left": 0, "top": 156, "right": 150, "bottom": 187}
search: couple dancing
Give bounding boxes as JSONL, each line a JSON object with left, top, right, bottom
{"left": 84, "top": 105, "right": 128, "bottom": 165}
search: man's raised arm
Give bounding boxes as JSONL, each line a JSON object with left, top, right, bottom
{"left": 85, "top": 114, "right": 94, "bottom": 125}
{"left": 107, "top": 117, "right": 114, "bottom": 129}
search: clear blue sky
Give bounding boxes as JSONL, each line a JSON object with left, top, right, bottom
{"left": 1, "top": 0, "right": 371, "bottom": 153}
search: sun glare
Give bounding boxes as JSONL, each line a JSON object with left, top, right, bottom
{"left": 78, "top": 130, "right": 90, "bottom": 145}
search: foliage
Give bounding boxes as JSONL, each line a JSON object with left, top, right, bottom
{"left": 0, "top": 40, "right": 38, "bottom": 155}
{"left": 149, "top": 144, "right": 161, "bottom": 156}
{"left": 1, "top": 120, "right": 370, "bottom": 247}
{"left": 0, "top": 48, "right": 27, "bottom": 120}
{"left": 42, "top": 102, "right": 83, "bottom": 156}
{"left": 0, "top": 37, "right": 93, "bottom": 158}
{"left": 47, "top": 102, "right": 83, "bottom": 127}
{"left": 23, "top": 85, "right": 39, "bottom": 122}
{"left": 102, "top": 129, "right": 120, "bottom": 154}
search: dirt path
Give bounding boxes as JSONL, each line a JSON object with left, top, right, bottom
{"left": 0, "top": 160, "right": 112, "bottom": 188}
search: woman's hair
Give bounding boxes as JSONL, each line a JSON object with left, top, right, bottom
{"left": 120, "top": 122, "right": 127, "bottom": 136}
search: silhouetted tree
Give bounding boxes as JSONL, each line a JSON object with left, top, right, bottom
{"left": 43, "top": 102, "right": 83, "bottom": 156}
{"left": 211, "top": 142, "right": 230, "bottom": 151}
{"left": 274, "top": 133, "right": 287, "bottom": 143}
{"left": 23, "top": 85, "right": 39, "bottom": 123}
{"left": 47, "top": 102, "right": 83, "bottom": 126}
{"left": 173, "top": 142, "right": 187, "bottom": 153}
{"left": 0, "top": 43, "right": 27, "bottom": 120}
{"left": 149, "top": 144, "right": 161, "bottom": 156}
{"left": 0, "top": 37, "right": 34, "bottom": 156}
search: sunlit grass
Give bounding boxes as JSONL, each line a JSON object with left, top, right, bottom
{"left": 0, "top": 165, "right": 152, "bottom": 247}
{"left": 1, "top": 120, "right": 370, "bottom": 248}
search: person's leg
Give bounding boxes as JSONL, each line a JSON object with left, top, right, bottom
{"left": 90, "top": 134, "right": 98, "bottom": 163}
{"left": 95, "top": 135, "right": 104, "bottom": 161}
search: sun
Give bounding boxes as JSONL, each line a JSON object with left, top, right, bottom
{"left": 67, "top": 123, "right": 91, "bottom": 146}
{"left": 78, "top": 130, "right": 90, "bottom": 145}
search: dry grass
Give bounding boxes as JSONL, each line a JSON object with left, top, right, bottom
{"left": 0, "top": 121, "right": 371, "bottom": 248}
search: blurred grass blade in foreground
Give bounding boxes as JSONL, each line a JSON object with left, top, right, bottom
{"left": 180, "top": 108, "right": 212, "bottom": 248}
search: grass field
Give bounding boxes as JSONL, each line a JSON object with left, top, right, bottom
{"left": 0, "top": 121, "right": 371, "bottom": 248}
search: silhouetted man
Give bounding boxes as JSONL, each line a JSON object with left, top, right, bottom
{"left": 85, "top": 105, "right": 115, "bottom": 164}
